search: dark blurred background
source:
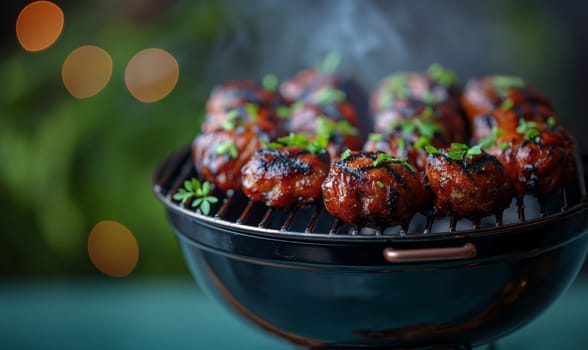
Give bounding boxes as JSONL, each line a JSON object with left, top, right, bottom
{"left": 1, "top": 0, "right": 587, "bottom": 278}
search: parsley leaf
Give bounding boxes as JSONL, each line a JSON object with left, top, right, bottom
{"left": 275, "top": 133, "right": 328, "bottom": 154}
{"left": 244, "top": 103, "right": 259, "bottom": 122}
{"left": 222, "top": 109, "right": 240, "bottom": 131}
{"left": 376, "top": 181, "right": 385, "bottom": 188}
{"left": 276, "top": 106, "right": 290, "bottom": 119}
{"left": 262, "top": 74, "right": 278, "bottom": 91}
{"left": 372, "top": 153, "right": 416, "bottom": 172}
{"left": 368, "top": 133, "right": 384, "bottom": 142}
{"left": 321, "top": 52, "right": 341, "bottom": 74}
{"left": 424, "top": 145, "right": 440, "bottom": 155}
{"left": 500, "top": 98, "right": 514, "bottom": 110}
{"left": 516, "top": 118, "right": 541, "bottom": 140}
{"left": 215, "top": 140, "right": 238, "bottom": 158}
{"left": 547, "top": 116, "right": 557, "bottom": 127}
{"left": 172, "top": 178, "right": 218, "bottom": 215}
{"left": 492, "top": 75, "right": 525, "bottom": 96}
{"left": 315, "top": 87, "right": 346, "bottom": 105}
{"left": 340, "top": 148, "right": 352, "bottom": 160}
{"left": 317, "top": 116, "right": 358, "bottom": 139}
{"left": 428, "top": 63, "right": 459, "bottom": 87}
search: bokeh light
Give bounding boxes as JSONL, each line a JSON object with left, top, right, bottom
{"left": 62, "top": 45, "right": 113, "bottom": 99}
{"left": 125, "top": 48, "right": 179, "bottom": 103}
{"left": 88, "top": 220, "right": 139, "bottom": 278}
{"left": 16, "top": 1, "right": 64, "bottom": 52}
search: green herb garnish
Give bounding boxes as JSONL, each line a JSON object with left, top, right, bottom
{"left": 500, "top": 98, "right": 514, "bottom": 110}
{"left": 516, "top": 119, "right": 541, "bottom": 140}
{"left": 499, "top": 142, "right": 510, "bottom": 151}
{"left": 376, "top": 181, "right": 385, "bottom": 188}
{"left": 321, "top": 52, "right": 341, "bottom": 74}
{"left": 428, "top": 63, "right": 459, "bottom": 87}
{"left": 422, "top": 90, "right": 442, "bottom": 105}
{"left": 215, "top": 140, "right": 238, "bottom": 158}
{"left": 413, "top": 136, "right": 430, "bottom": 149}
{"left": 368, "top": 133, "right": 384, "bottom": 142}
{"left": 340, "top": 148, "right": 352, "bottom": 160}
{"left": 372, "top": 153, "right": 416, "bottom": 172}
{"left": 317, "top": 116, "right": 358, "bottom": 139}
{"left": 492, "top": 75, "right": 525, "bottom": 96}
{"left": 315, "top": 87, "right": 346, "bottom": 104}
{"left": 443, "top": 143, "right": 483, "bottom": 161}
{"left": 276, "top": 106, "right": 290, "bottom": 119}
{"left": 547, "top": 116, "right": 557, "bottom": 127}
{"left": 478, "top": 128, "right": 504, "bottom": 149}
{"left": 244, "top": 103, "right": 259, "bottom": 122}
{"left": 389, "top": 117, "right": 443, "bottom": 139}
{"left": 222, "top": 109, "right": 240, "bottom": 131}
{"left": 275, "top": 133, "right": 328, "bottom": 154}
{"left": 173, "top": 178, "right": 219, "bottom": 215}
{"left": 262, "top": 74, "right": 278, "bottom": 91}
{"left": 425, "top": 145, "right": 440, "bottom": 155}
{"left": 397, "top": 137, "right": 406, "bottom": 152}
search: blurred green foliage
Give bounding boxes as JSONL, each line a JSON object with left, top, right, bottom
{"left": 0, "top": 0, "right": 225, "bottom": 276}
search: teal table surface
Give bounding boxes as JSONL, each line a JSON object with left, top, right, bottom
{"left": 1, "top": 277, "right": 587, "bottom": 350}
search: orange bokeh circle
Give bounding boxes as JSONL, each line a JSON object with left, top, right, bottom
{"left": 16, "top": 1, "right": 64, "bottom": 52}
{"left": 62, "top": 45, "right": 113, "bottom": 99}
{"left": 125, "top": 48, "right": 179, "bottom": 103}
{"left": 88, "top": 220, "right": 139, "bottom": 278}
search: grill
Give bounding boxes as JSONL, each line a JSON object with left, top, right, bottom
{"left": 154, "top": 146, "right": 588, "bottom": 349}
{"left": 154, "top": 146, "right": 587, "bottom": 240}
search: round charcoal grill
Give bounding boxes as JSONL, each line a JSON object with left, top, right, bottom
{"left": 154, "top": 146, "right": 588, "bottom": 349}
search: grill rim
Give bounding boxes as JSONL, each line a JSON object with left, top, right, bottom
{"left": 153, "top": 147, "right": 588, "bottom": 244}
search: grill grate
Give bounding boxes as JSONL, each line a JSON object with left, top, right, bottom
{"left": 154, "top": 148, "right": 588, "bottom": 238}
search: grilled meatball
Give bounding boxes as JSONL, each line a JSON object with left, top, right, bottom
{"left": 206, "top": 80, "right": 281, "bottom": 114}
{"left": 281, "top": 69, "right": 371, "bottom": 140}
{"left": 241, "top": 147, "right": 330, "bottom": 207}
{"left": 426, "top": 148, "right": 513, "bottom": 219}
{"left": 288, "top": 103, "right": 363, "bottom": 161}
{"left": 370, "top": 65, "right": 466, "bottom": 142}
{"left": 202, "top": 103, "right": 285, "bottom": 139}
{"left": 321, "top": 151, "right": 430, "bottom": 228}
{"left": 461, "top": 76, "right": 553, "bottom": 124}
{"left": 280, "top": 69, "right": 339, "bottom": 103}
{"left": 487, "top": 129, "right": 576, "bottom": 198}
{"left": 370, "top": 67, "right": 461, "bottom": 114}
{"left": 192, "top": 126, "right": 266, "bottom": 193}
{"left": 469, "top": 106, "right": 555, "bottom": 143}
{"left": 363, "top": 125, "right": 449, "bottom": 172}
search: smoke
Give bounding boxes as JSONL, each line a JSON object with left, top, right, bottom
{"left": 201, "top": 0, "right": 570, "bottom": 101}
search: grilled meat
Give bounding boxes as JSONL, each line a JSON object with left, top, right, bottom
{"left": 287, "top": 103, "right": 363, "bottom": 161}
{"left": 206, "top": 80, "right": 281, "bottom": 114}
{"left": 461, "top": 76, "right": 553, "bottom": 124}
{"left": 192, "top": 126, "right": 266, "bottom": 193}
{"left": 241, "top": 147, "right": 330, "bottom": 207}
{"left": 426, "top": 148, "right": 513, "bottom": 219}
{"left": 487, "top": 129, "right": 576, "bottom": 198}
{"left": 321, "top": 151, "right": 430, "bottom": 228}
{"left": 363, "top": 125, "right": 449, "bottom": 172}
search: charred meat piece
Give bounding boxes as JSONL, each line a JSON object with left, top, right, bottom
{"left": 469, "top": 104, "right": 555, "bottom": 143}
{"left": 202, "top": 103, "right": 285, "bottom": 139}
{"left": 321, "top": 152, "right": 430, "bottom": 228}
{"left": 363, "top": 118, "right": 450, "bottom": 172}
{"left": 486, "top": 124, "right": 576, "bottom": 198}
{"left": 192, "top": 126, "right": 266, "bottom": 193}
{"left": 370, "top": 64, "right": 462, "bottom": 114}
{"left": 206, "top": 80, "right": 282, "bottom": 114}
{"left": 241, "top": 147, "right": 330, "bottom": 207}
{"left": 281, "top": 69, "right": 371, "bottom": 140}
{"left": 426, "top": 144, "right": 513, "bottom": 220}
{"left": 461, "top": 76, "right": 553, "bottom": 123}
{"left": 288, "top": 103, "right": 363, "bottom": 161}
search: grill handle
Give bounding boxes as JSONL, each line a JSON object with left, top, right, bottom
{"left": 383, "top": 243, "right": 477, "bottom": 263}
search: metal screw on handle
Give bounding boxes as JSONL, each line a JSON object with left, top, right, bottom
{"left": 383, "top": 243, "right": 477, "bottom": 263}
